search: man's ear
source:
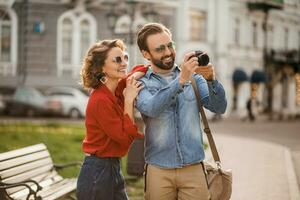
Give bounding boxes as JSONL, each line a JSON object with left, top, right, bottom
{"left": 142, "top": 50, "right": 151, "bottom": 61}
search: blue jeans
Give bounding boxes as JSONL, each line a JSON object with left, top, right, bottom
{"left": 76, "top": 156, "right": 128, "bottom": 200}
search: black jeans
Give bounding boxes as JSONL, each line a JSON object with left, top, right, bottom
{"left": 76, "top": 156, "right": 128, "bottom": 200}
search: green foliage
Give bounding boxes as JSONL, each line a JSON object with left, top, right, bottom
{"left": 0, "top": 122, "right": 144, "bottom": 197}
{"left": 0, "top": 123, "right": 85, "bottom": 177}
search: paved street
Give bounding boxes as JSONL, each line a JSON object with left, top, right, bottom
{"left": 210, "top": 117, "right": 300, "bottom": 151}
{"left": 208, "top": 116, "right": 300, "bottom": 200}
{"left": 1, "top": 116, "right": 300, "bottom": 199}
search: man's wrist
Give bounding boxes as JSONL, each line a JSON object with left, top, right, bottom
{"left": 205, "top": 74, "right": 215, "bottom": 81}
{"left": 179, "top": 77, "right": 188, "bottom": 85}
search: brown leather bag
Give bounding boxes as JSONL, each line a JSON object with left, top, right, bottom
{"left": 191, "top": 78, "right": 232, "bottom": 200}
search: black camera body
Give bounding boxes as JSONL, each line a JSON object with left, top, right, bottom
{"left": 194, "top": 51, "right": 209, "bottom": 66}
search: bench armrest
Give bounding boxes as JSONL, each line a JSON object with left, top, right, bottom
{"left": 0, "top": 181, "right": 39, "bottom": 200}
{"left": 54, "top": 161, "right": 82, "bottom": 170}
{"left": 23, "top": 180, "right": 43, "bottom": 191}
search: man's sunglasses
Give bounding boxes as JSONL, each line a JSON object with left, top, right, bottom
{"left": 154, "top": 41, "right": 175, "bottom": 53}
{"left": 112, "top": 54, "right": 129, "bottom": 64}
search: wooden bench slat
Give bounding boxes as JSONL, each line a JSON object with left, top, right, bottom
{"left": 0, "top": 144, "right": 47, "bottom": 162}
{"left": 0, "top": 151, "right": 51, "bottom": 171}
{"left": 9, "top": 174, "right": 63, "bottom": 199}
{"left": 4, "top": 164, "right": 54, "bottom": 184}
{"left": 8, "top": 171, "right": 61, "bottom": 196}
{"left": 14, "top": 178, "right": 76, "bottom": 200}
{"left": 0, "top": 143, "right": 77, "bottom": 200}
{"left": 38, "top": 179, "right": 72, "bottom": 196}
{"left": 0, "top": 158, "right": 53, "bottom": 179}
{"left": 40, "top": 179, "right": 76, "bottom": 200}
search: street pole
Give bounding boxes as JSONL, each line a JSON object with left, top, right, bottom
{"left": 262, "top": 10, "right": 273, "bottom": 119}
{"left": 18, "top": 0, "right": 29, "bottom": 86}
{"left": 127, "top": 0, "right": 137, "bottom": 71}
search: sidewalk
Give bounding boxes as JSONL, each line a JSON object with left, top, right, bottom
{"left": 206, "top": 134, "right": 300, "bottom": 200}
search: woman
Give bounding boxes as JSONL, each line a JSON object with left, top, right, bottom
{"left": 77, "top": 39, "right": 146, "bottom": 200}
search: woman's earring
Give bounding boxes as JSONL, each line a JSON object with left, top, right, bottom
{"left": 96, "top": 72, "right": 108, "bottom": 84}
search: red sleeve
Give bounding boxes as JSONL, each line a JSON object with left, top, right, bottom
{"left": 130, "top": 64, "right": 148, "bottom": 75}
{"left": 115, "top": 64, "right": 148, "bottom": 102}
{"left": 95, "top": 98, "right": 144, "bottom": 146}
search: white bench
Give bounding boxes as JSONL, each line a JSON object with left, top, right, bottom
{"left": 0, "top": 143, "right": 81, "bottom": 200}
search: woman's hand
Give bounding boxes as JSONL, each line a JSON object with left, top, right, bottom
{"left": 124, "top": 76, "right": 144, "bottom": 104}
{"left": 128, "top": 71, "right": 145, "bottom": 80}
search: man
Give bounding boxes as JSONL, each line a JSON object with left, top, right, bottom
{"left": 135, "top": 23, "right": 227, "bottom": 200}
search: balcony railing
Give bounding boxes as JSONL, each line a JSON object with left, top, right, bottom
{"left": 267, "top": 50, "right": 300, "bottom": 66}
{"left": 247, "top": 0, "right": 283, "bottom": 10}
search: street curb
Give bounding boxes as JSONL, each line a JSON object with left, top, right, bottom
{"left": 284, "top": 148, "right": 300, "bottom": 200}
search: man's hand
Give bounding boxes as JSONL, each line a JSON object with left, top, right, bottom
{"left": 179, "top": 52, "right": 199, "bottom": 85}
{"left": 195, "top": 63, "right": 216, "bottom": 81}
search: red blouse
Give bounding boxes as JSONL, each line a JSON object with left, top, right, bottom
{"left": 82, "top": 65, "right": 147, "bottom": 158}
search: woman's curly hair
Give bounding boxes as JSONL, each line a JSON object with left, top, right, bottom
{"left": 80, "top": 39, "right": 126, "bottom": 91}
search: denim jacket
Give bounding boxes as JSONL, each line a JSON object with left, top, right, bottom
{"left": 136, "top": 65, "right": 227, "bottom": 168}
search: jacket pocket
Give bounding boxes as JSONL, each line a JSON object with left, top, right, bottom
{"left": 183, "top": 85, "right": 196, "bottom": 101}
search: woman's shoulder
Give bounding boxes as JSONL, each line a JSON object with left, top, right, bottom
{"left": 88, "top": 88, "right": 112, "bottom": 104}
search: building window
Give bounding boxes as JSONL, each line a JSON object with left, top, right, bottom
{"left": 1, "top": 22, "right": 11, "bottom": 62}
{"left": 298, "top": 30, "right": 300, "bottom": 51}
{"left": 80, "top": 19, "right": 90, "bottom": 60}
{"left": 57, "top": 11, "right": 96, "bottom": 77}
{"left": 0, "top": 8, "right": 17, "bottom": 76}
{"left": 284, "top": 27, "right": 289, "bottom": 50}
{"left": 234, "top": 18, "right": 240, "bottom": 45}
{"left": 267, "top": 24, "right": 273, "bottom": 49}
{"left": 189, "top": 10, "right": 207, "bottom": 41}
{"left": 62, "top": 18, "right": 73, "bottom": 64}
{"left": 252, "top": 21, "right": 257, "bottom": 48}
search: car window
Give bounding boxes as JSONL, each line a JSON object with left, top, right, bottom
{"left": 14, "top": 89, "right": 29, "bottom": 101}
{"left": 47, "top": 92, "right": 74, "bottom": 96}
{"left": 13, "top": 88, "right": 45, "bottom": 105}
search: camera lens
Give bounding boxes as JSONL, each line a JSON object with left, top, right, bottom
{"left": 195, "top": 51, "right": 209, "bottom": 66}
{"left": 198, "top": 54, "right": 209, "bottom": 66}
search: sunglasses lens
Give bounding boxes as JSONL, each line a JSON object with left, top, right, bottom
{"left": 158, "top": 45, "right": 166, "bottom": 52}
{"left": 113, "top": 54, "right": 129, "bottom": 64}
{"left": 124, "top": 54, "right": 129, "bottom": 62}
{"left": 155, "top": 42, "right": 175, "bottom": 53}
{"left": 115, "top": 56, "right": 122, "bottom": 63}
{"left": 168, "top": 42, "right": 175, "bottom": 49}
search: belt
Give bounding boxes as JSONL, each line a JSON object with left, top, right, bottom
{"left": 85, "top": 153, "right": 120, "bottom": 161}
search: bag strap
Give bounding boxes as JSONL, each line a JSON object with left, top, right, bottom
{"left": 190, "top": 78, "right": 221, "bottom": 164}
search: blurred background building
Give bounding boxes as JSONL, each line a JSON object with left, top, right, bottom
{"left": 0, "top": 0, "right": 299, "bottom": 117}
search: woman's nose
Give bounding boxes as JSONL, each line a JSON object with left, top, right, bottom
{"left": 121, "top": 60, "right": 128, "bottom": 67}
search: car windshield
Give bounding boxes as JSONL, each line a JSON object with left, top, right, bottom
{"left": 45, "top": 87, "right": 89, "bottom": 97}
{"left": 13, "top": 87, "right": 45, "bottom": 106}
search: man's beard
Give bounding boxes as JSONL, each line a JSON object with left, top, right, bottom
{"left": 151, "top": 54, "right": 175, "bottom": 70}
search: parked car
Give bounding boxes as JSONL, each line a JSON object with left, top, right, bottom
{"left": 4, "top": 87, "right": 48, "bottom": 117}
{"left": 0, "top": 94, "right": 5, "bottom": 115}
{"left": 44, "top": 86, "right": 89, "bottom": 119}
{"left": 0, "top": 87, "right": 16, "bottom": 115}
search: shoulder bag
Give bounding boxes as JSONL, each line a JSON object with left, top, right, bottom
{"left": 191, "top": 78, "right": 232, "bottom": 200}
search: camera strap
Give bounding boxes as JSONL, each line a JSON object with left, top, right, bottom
{"left": 190, "top": 78, "right": 221, "bottom": 163}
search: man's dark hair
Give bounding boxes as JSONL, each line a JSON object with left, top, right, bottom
{"left": 137, "top": 23, "right": 172, "bottom": 52}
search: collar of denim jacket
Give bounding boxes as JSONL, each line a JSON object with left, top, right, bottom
{"left": 144, "top": 64, "right": 180, "bottom": 79}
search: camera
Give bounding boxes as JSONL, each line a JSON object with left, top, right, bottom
{"left": 194, "top": 51, "right": 210, "bottom": 66}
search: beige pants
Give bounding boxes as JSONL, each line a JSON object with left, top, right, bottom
{"left": 144, "top": 163, "right": 210, "bottom": 200}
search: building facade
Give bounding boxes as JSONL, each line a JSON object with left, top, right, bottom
{"left": 0, "top": 0, "right": 299, "bottom": 115}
